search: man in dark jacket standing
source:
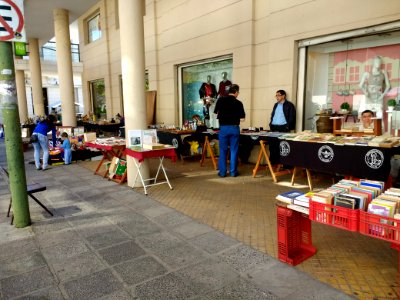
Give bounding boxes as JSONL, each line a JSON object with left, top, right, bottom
{"left": 269, "top": 90, "right": 296, "bottom": 166}
{"left": 269, "top": 90, "right": 296, "bottom": 132}
{"left": 214, "top": 84, "right": 245, "bottom": 177}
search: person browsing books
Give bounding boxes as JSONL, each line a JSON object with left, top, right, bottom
{"left": 60, "top": 132, "right": 72, "bottom": 165}
{"left": 214, "top": 84, "right": 245, "bottom": 177}
{"left": 31, "top": 114, "right": 57, "bottom": 170}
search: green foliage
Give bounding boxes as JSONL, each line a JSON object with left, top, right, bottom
{"left": 387, "top": 99, "right": 397, "bottom": 107}
{"left": 340, "top": 102, "right": 350, "bottom": 110}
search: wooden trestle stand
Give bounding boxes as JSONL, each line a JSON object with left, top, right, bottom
{"left": 252, "top": 140, "right": 294, "bottom": 183}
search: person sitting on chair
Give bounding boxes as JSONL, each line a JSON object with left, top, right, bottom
{"left": 359, "top": 109, "right": 374, "bottom": 131}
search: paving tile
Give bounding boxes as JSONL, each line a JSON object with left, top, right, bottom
{"left": 31, "top": 218, "right": 72, "bottom": 235}
{"left": 175, "top": 258, "right": 239, "bottom": 294}
{"left": 97, "top": 289, "right": 134, "bottom": 300}
{"left": 113, "top": 256, "right": 167, "bottom": 285}
{"left": 34, "top": 229, "right": 80, "bottom": 248}
{"left": 51, "top": 251, "right": 106, "bottom": 282}
{"left": 0, "top": 237, "right": 37, "bottom": 260}
{"left": 205, "top": 278, "right": 279, "bottom": 299}
{"left": 85, "top": 228, "right": 131, "bottom": 249}
{"left": 172, "top": 221, "right": 214, "bottom": 239}
{"left": 15, "top": 285, "right": 64, "bottom": 300}
{"left": 153, "top": 211, "right": 193, "bottom": 228}
{"left": 189, "top": 231, "right": 240, "bottom": 254}
{"left": 136, "top": 231, "right": 182, "bottom": 252}
{"left": 116, "top": 216, "right": 162, "bottom": 238}
{"left": 0, "top": 267, "right": 54, "bottom": 299}
{"left": 63, "top": 269, "right": 123, "bottom": 300}
{"left": 154, "top": 242, "right": 209, "bottom": 269}
{"left": 41, "top": 239, "right": 89, "bottom": 264}
{"left": 127, "top": 197, "right": 159, "bottom": 211}
{"left": 98, "top": 240, "right": 146, "bottom": 265}
{"left": 134, "top": 273, "right": 196, "bottom": 300}
{"left": 247, "top": 261, "right": 321, "bottom": 298}
{"left": 0, "top": 251, "right": 46, "bottom": 279}
{"left": 218, "top": 244, "right": 273, "bottom": 273}
{"left": 142, "top": 205, "right": 175, "bottom": 218}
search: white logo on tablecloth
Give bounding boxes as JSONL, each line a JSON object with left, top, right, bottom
{"left": 365, "top": 149, "right": 384, "bottom": 169}
{"left": 172, "top": 138, "right": 179, "bottom": 148}
{"left": 318, "top": 145, "right": 334, "bottom": 162}
{"left": 279, "top": 141, "right": 290, "bottom": 156}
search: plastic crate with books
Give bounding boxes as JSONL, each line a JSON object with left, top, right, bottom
{"left": 309, "top": 179, "right": 378, "bottom": 232}
{"left": 359, "top": 186, "right": 400, "bottom": 244}
{"left": 276, "top": 206, "right": 316, "bottom": 266}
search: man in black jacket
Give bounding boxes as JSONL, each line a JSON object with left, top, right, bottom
{"left": 269, "top": 90, "right": 296, "bottom": 166}
{"left": 269, "top": 90, "right": 296, "bottom": 132}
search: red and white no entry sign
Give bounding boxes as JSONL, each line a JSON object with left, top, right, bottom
{"left": 0, "top": 0, "right": 25, "bottom": 42}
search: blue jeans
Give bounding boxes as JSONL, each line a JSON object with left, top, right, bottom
{"left": 32, "top": 133, "right": 49, "bottom": 169}
{"left": 63, "top": 149, "right": 72, "bottom": 164}
{"left": 218, "top": 125, "right": 240, "bottom": 176}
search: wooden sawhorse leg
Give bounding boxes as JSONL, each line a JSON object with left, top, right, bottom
{"left": 291, "top": 167, "right": 313, "bottom": 191}
{"left": 252, "top": 140, "right": 291, "bottom": 182}
{"left": 200, "top": 136, "right": 217, "bottom": 170}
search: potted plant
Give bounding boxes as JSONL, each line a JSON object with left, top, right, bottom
{"left": 339, "top": 102, "right": 350, "bottom": 114}
{"left": 387, "top": 99, "right": 397, "bottom": 111}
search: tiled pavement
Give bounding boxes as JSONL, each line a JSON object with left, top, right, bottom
{"left": 0, "top": 138, "right": 390, "bottom": 299}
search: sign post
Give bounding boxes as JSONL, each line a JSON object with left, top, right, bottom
{"left": 0, "top": 0, "right": 30, "bottom": 227}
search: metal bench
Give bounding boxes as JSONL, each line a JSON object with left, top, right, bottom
{"left": 0, "top": 166, "right": 53, "bottom": 224}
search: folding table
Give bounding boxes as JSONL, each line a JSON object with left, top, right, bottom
{"left": 124, "top": 147, "right": 177, "bottom": 195}
{"left": 85, "top": 141, "right": 126, "bottom": 182}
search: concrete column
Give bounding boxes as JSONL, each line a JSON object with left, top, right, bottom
{"left": 53, "top": 8, "right": 76, "bottom": 127}
{"left": 15, "top": 70, "right": 28, "bottom": 122}
{"left": 119, "top": 0, "right": 149, "bottom": 186}
{"left": 28, "top": 38, "right": 45, "bottom": 116}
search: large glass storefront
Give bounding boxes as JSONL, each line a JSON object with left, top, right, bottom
{"left": 179, "top": 57, "right": 233, "bottom": 127}
{"left": 90, "top": 79, "right": 106, "bottom": 119}
{"left": 302, "top": 30, "right": 400, "bottom": 132}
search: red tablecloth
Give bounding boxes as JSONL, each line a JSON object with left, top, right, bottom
{"left": 124, "top": 147, "right": 177, "bottom": 162}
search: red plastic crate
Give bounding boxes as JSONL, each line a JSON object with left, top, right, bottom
{"left": 309, "top": 201, "right": 360, "bottom": 232}
{"left": 359, "top": 210, "right": 400, "bottom": 244}
{"left": 277, "top": 206, "right": 316, "bottom": 266}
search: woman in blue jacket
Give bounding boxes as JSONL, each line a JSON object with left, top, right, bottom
{"left": 31, "top": 115, "right": 57, "bottom": 170}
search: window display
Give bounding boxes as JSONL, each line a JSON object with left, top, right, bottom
{"left": 180, "top": 58, "right": 232, "bottom": 127}
{"left": 303, "top": 32, "right": 400, "bottom": 132}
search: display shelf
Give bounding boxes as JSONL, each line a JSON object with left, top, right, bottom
{"left": 332, "top": 117, "right": 382, "bottom": 136}
{"left": 277, "top": 206, "right": 316, "bottom": 266}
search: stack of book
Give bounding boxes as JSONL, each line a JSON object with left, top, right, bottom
{"left": 276, "top": 190, "right": 304, "bottom": 205}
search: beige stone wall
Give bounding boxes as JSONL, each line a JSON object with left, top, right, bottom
{"left": 78, "top": 0, "right": 400, "bottom": 128}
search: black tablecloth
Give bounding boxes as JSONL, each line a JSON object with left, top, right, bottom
{"left": 278, "top": 139, "right": 393, "bottom": 181}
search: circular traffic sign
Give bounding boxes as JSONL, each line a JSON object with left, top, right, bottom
{"left": 0, "top": 0, "right": 24, "bottom": 41}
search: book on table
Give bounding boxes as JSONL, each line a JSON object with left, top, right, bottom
{"left": 287, "top": 204, "right": 309, "bottom": 215}
{"left": 142, "top": 143, "right": 166, "bottom": 150}
{"left": 276, "top": 190, "right": 304, "bottom": 204}
{"left": 334, "top": 195, "right": 355, "bottom": 209}
{"left": 360, "top": 179, "right": 385, "bottom": 191}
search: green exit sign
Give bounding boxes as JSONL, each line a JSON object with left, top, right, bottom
{"left": 14, "top": 42, "right": 27, "bottom": 56}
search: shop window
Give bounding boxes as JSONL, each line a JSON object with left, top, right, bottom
{"left": 87, "top": 13, "right": 101, "bottom": 43}
{"left": 90, "top": 79, "right": 106, "bottom": 119}
{"left": 302, "top": 31, "right": 400, "bottom": 131}
{"left": 178, "top": 57, "right": 233, "bottom": 126}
